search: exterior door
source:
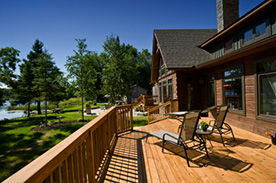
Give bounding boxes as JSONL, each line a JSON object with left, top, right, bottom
{"left": 187, "top": 78, "right": 194, "bottom": 110}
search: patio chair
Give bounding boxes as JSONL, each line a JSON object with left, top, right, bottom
{"left": 210, "top": 104, "right": 235, "bottom": 146}
{"left": 146, "top": 110, "right": 209, "bottom": 167}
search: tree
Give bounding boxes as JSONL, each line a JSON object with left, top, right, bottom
{"left": 0, "top": 47, "right": 21, "bottom": 106}
{"left": 12, "top": 59, "right": 35, "bottom": 117}
{"left": 101, "top": 34, "right": 138, "bottom": 104}
{"left": 33, "top": 50, "right": 62, "bottom": 126}
{"left": 136, "top": 49, "right": 152, "bottom": 90}
{"left": 27, "top": 39, "right": 44, "bottom": 114}
{"left": 66, "top": 39, "right": 97, "bottom": 121}
{"left": 83, "top": 52, "right": 103, "bottom": 102}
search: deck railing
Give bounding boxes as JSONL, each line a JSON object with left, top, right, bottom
{"left": 131, "top": 95, "right": 158, "bottom": 111}
{"left": 147, "top": 99, "right": 179, "bottom": 124}
{"left": 3, "top": 105, "right": 133, "bottom": 183}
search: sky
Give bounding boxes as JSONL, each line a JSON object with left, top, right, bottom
{"left": 0, "top": 0, "right": 264, "bottom": 74}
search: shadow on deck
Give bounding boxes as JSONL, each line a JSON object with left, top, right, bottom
{"left": 103, "top": 119, "right": 276, "bottom": 183}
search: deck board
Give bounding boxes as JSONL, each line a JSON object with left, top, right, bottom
{"left": 104, "top": 118, "right": 276, "bottom": 182}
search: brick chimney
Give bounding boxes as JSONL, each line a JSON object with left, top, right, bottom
{"left": 216, "top": 0, "right": 239, "bottom": 32}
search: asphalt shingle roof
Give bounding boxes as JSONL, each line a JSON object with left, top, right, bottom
{"left": 155, "top": 29, "right": 217, "bottom": 68}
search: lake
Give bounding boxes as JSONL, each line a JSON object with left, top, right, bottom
{"left": 0, "top": 101, "right": 25, "bottom": 121}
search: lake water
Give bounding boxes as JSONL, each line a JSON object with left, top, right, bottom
{"left": 0, "top": 101, "right": 25, "bottom": 121}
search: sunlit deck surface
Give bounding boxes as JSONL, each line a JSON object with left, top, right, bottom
{"left": 103, "top": 118, "right": 276, "bottom": 183}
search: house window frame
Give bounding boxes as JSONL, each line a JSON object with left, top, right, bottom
{"left": 159, "top": 82, "right": 162, "bottom": 103}
{"left": 255, "top": 56, "right": 276, "bottom": 123}
{"left": 163, "top": 80, "right": 167, "bottom": 102}
{"left": 222, "top": 65, "right": 245, "bottom": 116}
{"left": 158, "top": 56, "right": 166, "bottom": 79}
{"left": 242, "top": 18, "right": 271, "bottom": 46}
{"left": 168, "top": 78, "right": 173, "bottom": 100}
{"left": 224, "top": 37, "right": 234, "bottom": 54}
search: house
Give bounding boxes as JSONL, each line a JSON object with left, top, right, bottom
{"left": 127, "top": 84, "right": 148, "bottom": 104}
{"left": 151, "top": 0, "right": 276, "bottom": 136}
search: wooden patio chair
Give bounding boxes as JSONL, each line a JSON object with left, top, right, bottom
{"left": 146, "top": 110, "right": 209, "bottom": 167}
{"left": 210, "top": 104, "right": 235, "bottom": 146}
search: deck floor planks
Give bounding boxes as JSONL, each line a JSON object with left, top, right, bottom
{"left": 103, "top": 118, "right": 276, "bottom": 182}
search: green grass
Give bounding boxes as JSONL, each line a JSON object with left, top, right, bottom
{"left": 0, "top": 108, "right": 97, "bottom": 182}
{"left": 133, "top": 116, "right": 148, "bottom": 127}
{"left": 0, "top": 108, "right": 148, "bottom": 181}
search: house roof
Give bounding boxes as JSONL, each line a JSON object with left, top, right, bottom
{"left": 154, "top": 29, "right": 217, "bottom": 69}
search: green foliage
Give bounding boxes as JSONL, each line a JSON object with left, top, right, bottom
{"left": 0, "top": 47, "right": 21, "bottom": 86}
{"left": 101, "top": 34, "right": 137, "bottom": 104}
{"left": 199, "top": 121, "right": 209, "bottom": 131}
{"left": 0, "top": 47, "right": 21, "bottom": 106}
{"left": 66, "top": 39, "right": 98, "bottom": 121}
{"left": 33, "top": 50, "right": 62, "bottom": 125}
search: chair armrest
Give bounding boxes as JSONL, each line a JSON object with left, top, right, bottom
{"left": 209, "top": 120, "right": 215, "bottom": 126}
{"left": 163, "top": 133, "right": 178, "bottom": 141}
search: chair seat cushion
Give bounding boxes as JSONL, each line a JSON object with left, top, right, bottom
{"left": 149, "top": 130, "right": 179, "bottom": 144}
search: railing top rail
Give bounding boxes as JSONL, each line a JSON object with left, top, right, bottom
{"left": 116, "top": 104, "right": 133, "bottom": 109}
{"left": 147, "top": 99, "right": 178, "bottom": 112}
{"left": 3, "top": 106, "right": 122, "bottom": 183}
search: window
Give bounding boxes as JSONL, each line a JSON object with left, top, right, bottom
{"left": 159, "top": 82, "right": 162, "bottom": 103}
{"left": 257, "top": 58, "right": 276, "bottom": 117}
{"left": 168, "top": 78, "right": 173, "bottom": 100}
{"left": 223, "top": 67, "right": 243, "bottom": 112}
{"left": 158, "top": 56, "right": 166, "bottom": 78}
{"left": 163, "top": 80, "right": 167, "bottom": 102}
{"left": 225, "top": 38, "right": 233, "bottom": 51}
{"left": 243, "top": 29, "right": 253, "bottom": 43}
{"left": 209, "top": 75, "right": 216, "bottom": 106}
{"left": 243, "top": 19, "right": 269, "bottom": 44}
{"left": 255, "top": 21, "right": 267, "bottom": 37}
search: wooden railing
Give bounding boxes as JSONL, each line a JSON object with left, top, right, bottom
{"left": 131, "top": 95, "right": 158, "bottom": 111}
{"left": 147, "top": 99, "right": 179, "bottom": 124}
{"left": 131, "top": 94, "right": 144, "bottom": 107}
{"left": 3, "top": 105, "right": 133, "bottom": 183}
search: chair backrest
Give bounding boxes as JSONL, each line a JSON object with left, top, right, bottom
{"left": 178, "top": 110, "right": 201, "bottom": 141}
{"left": 215, "top": 105, "right": 229, "bottom": 128}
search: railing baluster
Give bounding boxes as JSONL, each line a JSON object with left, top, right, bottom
{"left": 79, "top": 143, "right": 85, "bottom": 183}
{"left": 86, "top": 131, "right": 95, "bottom": 183}
{"left": 62, "top": 159, "right": 69, "bottom": 183}
{"left": 69, "top": 154, "right": 75, "bottom": 183}
{"left": 82, "top": 141, "right": 87, "bottom": 183}
{"left": 55, "top": 165, "right": 62, "bottom": 183}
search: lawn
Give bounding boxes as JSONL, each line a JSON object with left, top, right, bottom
{"left": 0, "top": 109, "right": 148, "bottom": 181}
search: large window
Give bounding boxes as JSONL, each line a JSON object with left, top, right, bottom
{"left": 257, "top": 58, "right": 276, "bottom": 117}
{"left": 159, "top": 82, "right": 162, "bottom": 103}
{"left": 223, "top": 67, "right": 243, "bottom": 112}
{"left": 208, "top": 75, "right": 216, "bottom": 106}
{"left": 163, "top": 80, "right": 167, "bottom": 102}
{"left": 168, "top": 78, "right": 173, "bottom": 100}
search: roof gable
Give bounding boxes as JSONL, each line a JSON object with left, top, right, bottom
{"left": 154, "top": 29, "right": 217, "bottom": 69}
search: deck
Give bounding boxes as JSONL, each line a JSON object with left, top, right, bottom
{"left": 104, "top": 118, "right": 276, "bottom": 183}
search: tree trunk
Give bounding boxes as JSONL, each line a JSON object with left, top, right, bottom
{"left": 82, "top": 95, "right": 84, "bottom": 121}
{"left": 45, "top": 100, "right": 48, "bottom": 126}
{"left": 37, "top": 101, "right": 41, "bottom": 114}
{"left": 27, "top": 102, "right": 31, "bottom": 117}
{"left": 56, "top": 102, "right": 59, "bottom": 108}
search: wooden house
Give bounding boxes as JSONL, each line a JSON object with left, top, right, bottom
{"left": 151, "top": 0, "right": 276, "bottom": 136}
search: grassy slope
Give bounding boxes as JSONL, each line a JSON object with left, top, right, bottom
{"left": 0, "top": 108, "right": 147, "bottom": 181}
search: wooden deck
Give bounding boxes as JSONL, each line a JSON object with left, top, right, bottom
{"left": 104, "top": 118, "right": 276, "bottom": 183}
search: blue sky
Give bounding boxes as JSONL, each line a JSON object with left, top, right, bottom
{"left": 0, "top": 0, "right": 264, "bottom": 74}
